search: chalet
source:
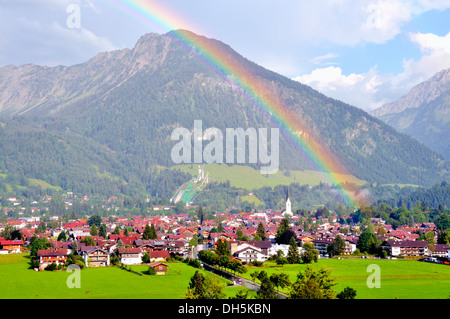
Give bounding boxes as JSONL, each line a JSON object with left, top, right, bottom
{"left": 148, "top": 250, "right": 170, "bottom": 262}
{"left": 0, "top": 240, "right": 24, "bottom": 253}
{"left": 344, "top": 237, "right": 358, "bottom": 255}
{"left": 312, "top": 238, "right": 334, "bottom": 256}
{"left": 230, "top": 241, "right": 272, "bottom": 256}
{"left": 432, "top": 244, "right": 450, "bottom": 258}
{"left": 80, "top": 246, "right": 110, "bottom": 267}
{"left": 382, "top": 240, "right": 429, "bottom": 257}
{"left": 148, "top": 262, "right": 169, "bottom": 275}
{"left": 37, "top": 249, "right": 69, "bottom": 271}
{"left": 168, "top": 240, "right": 188, "bottom": 255}
{"left": 233, "top": 244, "right": 268, "bottom": 263}
{"left": 52, "top": 241, "right": 73, "bottom": 254}
{"left": 117, "top": 248, "right": 143, "bottom": 265}
{"left": 268, "top": 243, "right": 290, "bottom": 257}
{"left": 120, "top": 236, "right": 137, "bottom": 247}
{"left": 209, "top": 232, "right": 236, "bottom": 244}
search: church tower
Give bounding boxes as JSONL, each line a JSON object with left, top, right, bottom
{"left": 283, "top": 187, "right": 293, "bottom": 216}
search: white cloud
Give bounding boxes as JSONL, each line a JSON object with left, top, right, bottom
{"left": 293, "top": 66, "right": 364, "bottom": 91}
{"left": 310, "top": 53, "right": 339, "bottom": 65}
{"left": 363, "top": 1, "right": 413, "bottom": 43}
{"left": 292, "top": 31, "right": 450, "bottom": 112}
{"left": 293, "top": 1, "right": 450, "bottom": 46}
{"left": 410, "top": 31, "right": 450, "bottom": 54}
{"left": 293, "top": 66, "right": 384, "bottom": 110}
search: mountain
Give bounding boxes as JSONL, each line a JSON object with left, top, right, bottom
{"left": 0, "top": 30, "right": 448, "bottom": 200}
{"left": 371, "top": 68, "right": 450, "bottom": 159}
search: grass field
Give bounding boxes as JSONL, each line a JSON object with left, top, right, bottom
{"left": 0, "top": 253, "right": 243, "bottom": 299}
{"left": 1, "top": 254, "right": 449, "bottom": 299}
{"left": 242, "top": 259, "right": 450, "bottom": 299}
{"left": 171, "top": 164, "right": 366, "bottom": 190}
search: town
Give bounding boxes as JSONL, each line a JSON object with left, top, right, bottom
{"left": 1, "top": 188, "right": 449, "bottom": 274}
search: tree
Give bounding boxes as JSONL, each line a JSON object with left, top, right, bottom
{"left": 113, "top": 225, "right": 120, "bottom": 235}
{"left": 197, "top": 206, "right": 204, "bottom": 225}
{"left": 275, "top": 217, "right": 293, "bottom": 244}
{"left": 185, "top": 271, "right": 226, "bottom": 299}
{"left": 357, "top": 231, "right": 377, "bottom": 254}
{"left": 236, "top": 228, "right": 250, "bottom": 241}
{"left": 80, "top": 236, "right": 96, "bottom": 246}
{"left": 230, "top": 289, "right": 250, "bottom": 299}
{"left": 270, "top": 273, "right": 291, "bottom": 294}
{"left": 276, "top": 257, "right": 288, "bottom": 267}
{"left": 88, "top": 215, "right": 102, "bottom": 228}
{"left": 0, "top": 223, "right": 16, "bottom": 240}
{"left": 435, "top": 213, "right": 450, "bottom": 231}
{"left": 35, "top": 222, "right": 47, "bottom": 234}
{"left": 255, "top": 271, "right": 278, "bottom": 299}
{"left": 337, "top": 286, "right": 357, "bottom": 299}
{"left": 30, "top": 236, "right": 54, "bottom": 258}
{"left": 143, "top": 223, "right": 153, "bottom": 240}
{"left": 90, "top": 224, "right": 98, "bottom": 236}
{"left": 57, "top": 230, "right": 67, "bottom": 242}
{"left": 301, "top": 242, "right": 319, "bottom": 264}
{"left": 99, "top": 223, "right": 107, "bottom": 239}
{"left": 257, "top": 222, "right": 267, "bottom": 241}
{"left": 142, "top": 252, "right": 151, "bottom": 263}
{"left": 215, "top": 238, "right": 231, "bottom": 257}
{"left": 149, "top": 224, "right": 158, "bottom": 239}
{"left": 186, "top": 270, "right": 206, "bottom": 299}
{"left": 332, "top": 235, "right": 346, "bottom": 256}
{"left": 287, "top": 236, "right": 301, "bottom": 264}
{"left": 289, "top": 265, "right": 337, "bottom": 299}
{"left": 437, "top": 230, "right": 449, "bottom": 245}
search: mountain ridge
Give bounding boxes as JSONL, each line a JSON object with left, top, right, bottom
{"left": 371, "top": 68, "right": 450, "bottom": 159}
{"left": 0, "top": 30, "right": 448, "bottom": 199}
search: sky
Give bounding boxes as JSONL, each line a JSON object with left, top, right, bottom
{"left": 0, "top": 0, "right": 449, "bottom": 112}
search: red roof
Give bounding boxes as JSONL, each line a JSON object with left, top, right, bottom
{"left": 37, "top": 248, "right": 68, "bottom": 257}
{"left": 118, "top": 248, "right": 141, "bottom": 254}
{"left": 0, "top": 240, "right": 24, "bottom": 245}
{"left": 149, "top": 250, "right": 170, "bottom": 258}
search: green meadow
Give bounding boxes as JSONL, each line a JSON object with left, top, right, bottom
{"left": 1, "top": 254, "right": 449, "bottom": 299}
{"left": 0, "top": 253, "right": 242, "bottom": 299}
{"left": 242, "top": 259, "right": 450, "bottom": 299}
{"left": 171, "top": 164, "right": 366, "bottom": 190}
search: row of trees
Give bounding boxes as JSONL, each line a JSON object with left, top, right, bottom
{"left": 185, "top": 265, "right": 357, "bottom": 300}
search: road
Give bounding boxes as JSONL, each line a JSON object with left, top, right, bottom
{"left": 201, "top": 262, "right": 287, "bottom": 299}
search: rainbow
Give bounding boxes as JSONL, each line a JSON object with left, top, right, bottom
{"left": 104, "top": 0, "right": 362, "bottom": 207}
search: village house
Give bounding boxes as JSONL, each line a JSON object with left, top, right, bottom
{"left": 312, "top": 237, "right": 334, "bottom": 257}
{"left": 382, "top": 240, "right": 429, "bottom": 257}
{"left": 0, "top": 240, "right": 24, "bottom": 253}
{"left": 343, "top": 237, "right": 358, "bottom": 255}
{"left": 37, "top": 248, "right": 69, "bottom": 271}
{"left": 432, "top": 244, "right": 450, "bottom": 258}
{"left": 80, "top": 246, "right": 110, "bottom": 267}
{"left": 148, "top": 262, "right": 169, "bottom": 275}
{"left": 117, "top": 248, "right": 143, "bottom": 265}
{"left": 232, "top": 243, "right": 268, "bottom": 263}
{"left": 268, "top": 243, "right": 291, "bottom": 257}
{"left": 148, "top": 250, "right": 170, "bottom": 262}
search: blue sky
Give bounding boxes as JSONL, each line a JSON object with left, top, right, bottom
{"left": 0, "top": 0, "right": 449, "bottom": 112}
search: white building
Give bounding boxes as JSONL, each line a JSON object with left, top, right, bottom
{"left": 233, "top": 245, "right": 268, "bottom": 263}
{"left": 281, "top": 188, "right": 293, "bottom": 217}
{"left": 117, "top": 248, "right": 142, "bottom": 265}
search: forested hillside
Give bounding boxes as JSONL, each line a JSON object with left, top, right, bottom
{"left": 0, "top": 30, "right": 448, "bottom": 203}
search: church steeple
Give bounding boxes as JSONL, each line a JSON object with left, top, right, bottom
{"left": 283, "top": 186, "right": 292, "bottom": 216}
